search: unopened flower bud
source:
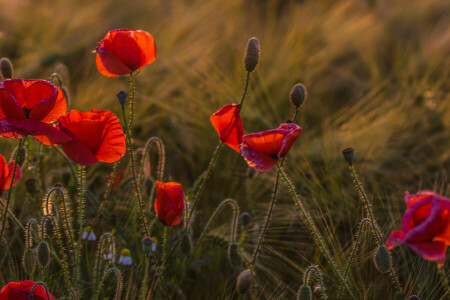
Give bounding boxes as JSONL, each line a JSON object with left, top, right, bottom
{"left": 244, "top": 37, "right": 260, "bottom": 72}
{"left": 37, "top": 241, "right": 50, "bottom": 268}
{"left": 0, "top": 57, "right": 13, "bottom": 79}
{"left": 290, "top": 83, "right": 307, "bottom": 108}
{"left": 374, "top": 245, "right": 392, "bottom": 273}
{"left": 12, "top": 147, "right": 26, "bottom": 167}
{"left": 25, "top": 179, "right": 38, "bottom": 194}
{"left": 179, "top": 233, "right": 192, "bottom": 255}
{"left": 297, "top": 285, "right": 312, "bottom": 300}
{"left": 142, "top": 237, "right": 153, "bottom": 255}
{"left": 342, "top": 147, "right": 354, "bottom": 165}
{"left": 240, "top": 212, "right": 251, "bottom": 229}
{"left": 116, "top": 90, "right": 128, "bottom": 108}
{"left": 236, "top": 269, "right": 251, "bottom": 294}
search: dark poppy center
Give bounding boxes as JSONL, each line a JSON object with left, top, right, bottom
{"left": 270, "top": 153, "right": 278, "bottom": 160}
{"left": 23, "top": 107, "right": 32, "bottom": 119}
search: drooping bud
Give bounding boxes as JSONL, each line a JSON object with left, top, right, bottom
{"left": 290, "top": 83, "right": 307, "bottom": 108}
{"left": 374, "top": 245, "right": 392, "bottom": 273}
{"left": 116, "top": 90, "right": 128, "bottom": 108}
{"left": 342, "top": 147, "right": 354, "bottom": 165}
{"left": 0, "top": 57, "right": 13, "bottom": 79}
{"left": 142, "top": 237, "right": 153, "bottom": 255}
{"left": 179, "top": 233, "right": 192, "bottom": 255}
{"left": 228, "top": 243, "right": 242, "bottom": 267}
{"left": 297, "top": 285, "right": 312, "bottom": 300}
{"left": 25, "top": 179, "right": 38, "bottom": 194}
{"left": 236, "top": 269, "right": 251, "bottom": 294}
{"left": 244, "top": 37, "right": 260, "bottom": 72}
{"left": 37, "top": 241, "right": 50, "bottom": 268}
{"left": 44, "top": 217, "right": 55, "bottom": 238}
{"left": 240, "top": 212, "right": 251, "bottom": 229}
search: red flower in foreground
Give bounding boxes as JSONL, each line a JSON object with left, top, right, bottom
{"left": 0, "top": 79, "right": 70, "bottom": 145}
{"left": 210, "top": 104, "right": 243, "bottom": 153}
{"left": 240, "top": 123, "right": 302, "bottom": 172}
{"left": 0, "top": 280, "right": 54, "bottom": 300}
{"left": 386, "top": 191, "right": 450, "bottom": 268}
{"left": 96, "top": 29, "right": 156, "bottom": 77}
{"left": 57, "top": 109, "right": 126, "bottom": 165}
{"left": 0, "top": 154, "right": 21, "bottom": 196}
{"left": 155, "top": 181, "right": 184, "bottom": 226}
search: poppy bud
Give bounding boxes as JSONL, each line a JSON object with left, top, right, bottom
{"left": 12, "top": 147, "right": 26, "bottom": 167}
{"left": 25, "top": 179, "right": 38, "bottom": 194}
{"left": 116, "top": 90, "right": 128, "bottom": 108}
{"left": 142, "top": 237, "right": 153, "bottom": 255}
{"left": 0, "top": 57, "right": 13, "bottom": 79}
{"left": 290, "top": 83, "right": 307, "bottom": 108}
{"left": 45, "top": 217, "right": 55, "bottom": 238}
{"left": 244, "top": 37, "right": 260, "bottom": 72}
{"left": 374, "top": 245, "right": 391, "bottom": 273}
{"left": 37, "top": 241, "right": 50, "bottom": 268}
{"left": 342, "top": 147, "right": 354, "bottom": 165}
{"left": 240, "top": 212, "right": 251, "bottom": 229}
{"left": 179, "top": 233, "right": 192, "bottom": 255}
{"left": 228, "top": 243, "right": 242, "bottom": 267}
{"left": 297, "top": 285, "right": 312, "bottom": 300}
{"left": 236, "top": 269, "right": 251, "bottom": 294}
{"left": 22, "top": 248, "right": 35, "bottom": 274}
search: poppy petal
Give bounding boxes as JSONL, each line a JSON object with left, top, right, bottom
{"left": 30, "top": 86, "right": 67, "bottom": 123}
{"left": 96, "top": 48, "right": 132, "bottom": 77}
{"left": 4, "top": 161, "right": 22, "bottom": 190}
{"left": 155, "top": 181, "right": 184, "bottom": 227}
{"left": 240, "top": 142, "right": 278, "bottom": 172}
{"left": 209, "top": 104, "right": 243, "bottom": 152}
{"left": 0, "top": 119, "right": 71, "bottom": 145}
{"left": 0, "top": 88, "right": 25, "bottom": 119}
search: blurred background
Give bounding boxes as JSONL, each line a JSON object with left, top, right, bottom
{"left": 0, "top": 0, "right": 449, "bottom": 298}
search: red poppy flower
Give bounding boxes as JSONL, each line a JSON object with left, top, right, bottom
{"left": 210, "top": 104, "right": 244, "bottom": 153}
{"left": 386, "top": 191, "right": 450, "bottom": 268}
{"left": 155, "top": 181, "right": 184, "bottom": 226}
{"left": 0, "top": 153, "right": 21, "bottom": 196}
{"left": 0, "top": 79, "right": 70, "bottom": 145}
{"left": 0, "top": 280, "right": 55, "bottom": 300}
{"left": 57, "top": 109, "right": 126, "bottom": 165}
{"left": 96, "top": 29, "right": 156, "bottom": 77}
{"left": 240, "top": 123, "right": 302, "bottom": 172}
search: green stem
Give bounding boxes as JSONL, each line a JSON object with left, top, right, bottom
{"left": 30, "top": 282, "right": 51, "bottom": 300}
{"left": 162, "top": 227, "right": 168, "bottom": 269}
{"left": 128, "top": 72, "right": 136, "bottom": 129}
{"left": 0, "top": 138, "right": 24, "bottom": 243}
{"left": 139, "top": 256, "right": 150, "bottom": 300}
{"left": 121, "top": 106, "right": 149, "bottom": 237}
{"left": 304, "top": 265, "right": 327, "bottom": 300}
{"left": 0, "top": 198, "right": 25, "bottom": 231}
{"left": 238, "top": 72, "right": 251, "bottom": 111}
{"left": 75, "top": 165, "right": 85, "bottom": 287}
{"left": 277, "top": 163, "right": 356, "bottom": 299}
{"left": 292, "top": 107, "right": 299, "bottom": 122}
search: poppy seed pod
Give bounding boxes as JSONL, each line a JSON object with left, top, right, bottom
{"left": 116, "top": 90, "right": 128, "bottom": 108}
{"left": 297, "top": 285, "right": 312, "bottom": 300}
{"left": 179, "top": 233, "right": 192, "bottom": 255}
{"left": 240, "top": 212, "right": 251, "bottom": 229}
{"left": 342, "top": 147, "right": 354, "bottom": 165}
{"left": 142, "top": 237, "right": 153, "bottom": 255}
{"left": 244, "top": 37, "right": 260, "bottom": 72}
{"left": 37, "top": 241, "right": 50, "bottom": 268}
{"left": 374, "top": 245, "right": 391, "bottom": 273}
{"left": 236, "top": 269, "right": 251, "bottom": 294}
{"left": 0, "top": 57, "right": 13, "bottom": 79}
{"left": 290, "top": 83, "right": 307, "bottom": 108}
{"left": 12, "top": 147, "right": 26, "bottom": 167}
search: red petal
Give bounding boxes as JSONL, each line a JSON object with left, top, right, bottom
{"left": 0, "top": 119, "right": 71, "bottom": 145}
{"left": 4, "top": 160, "right": 22, "bottom": 190}
{"left": 0, "top": 87, "right": 25, "bottom": 119}
{"left": 0, "top": 155, "right": 8, "bottom": 196}
{"left": 155, "top": 181, "right": 184, "bottom": 226}
{"left": 96, "top": 48, "right": 132, "bottom": 77}
{"left": 240, "top": 142, "right": 277, "bottom": 172}
{"left": 30, "top": 86, "right": 67, "bottom": 123}
{"left": 0, "top": 280, "right": 55, "bottom": 300}
{"left": 209, "top": 104, "right": 243, "bottom": 152}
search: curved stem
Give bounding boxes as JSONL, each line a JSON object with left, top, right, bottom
{"left": 277, "top": 163, "right": 356, "bottom": 299}
{"left": 95, "top": 266, "right": 122, "bottom": 300}
{"left": 304, "top": 265, "right": 327, "bottom": 300}
{"left": 0, "top": 138, "right": 24, "bottom": 243}
{"left": 30, "top": 282, "right": 51, "bottom": 300}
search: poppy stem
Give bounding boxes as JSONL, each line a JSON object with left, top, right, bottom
{"left": 75, "top": 164, "right": 86, "bottom": 287}
{"left": 97, "top": 161, "right": 118, "bottom": 219}
{"left": 121, "top": 106, "right": 149, "bottom": 237}
{"left": 276, "top": 162, "right": 356, "bottom": 299}
{"left": 303, "top": 265, "right": 328, "bottom": 300}
{"left": 162, "top": 226, "right": 168, "bottom": 269}
{"left": 292, "top": 107, "right": 299, "bottom": 122}
{"left": 0, "top": 137, "right": 24, "bottom": 244}
{"left": 139, "top": 256, "right": 150, "bottom": 300}
{"left": 128, "top": 72, "right": 136, "bottom": 129}
{"left": 0, "top": 198, "right": 25, "bottom": 231}
{"left": 30, "top": 282, "right": 51, "bottom": 300}
{"left": 238, "top": 71, "right": 251, "bottom": 112}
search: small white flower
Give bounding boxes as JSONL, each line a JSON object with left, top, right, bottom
{"left": 82, "top": 226, "right": 96, "bottom": 241}
{"left": 87, "top": 232, "right": 96, "bottom": 241}
{"left": 118, "top": 248, "right": 132, "bottom": 266}
{"left": 103, "top": 252, "right": 113, "bottom": 260}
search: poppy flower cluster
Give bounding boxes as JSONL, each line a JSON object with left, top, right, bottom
{"left": 386, "top": 190, "right": 450, "bottom": 267}
{"left": 210, "top": 104, "right": 302, "bottom": 171}
{"left": 0, "top": 153, "right": 21, "bottom": 196}
{"left": 0, "top": 280, "right": 54, "bottom": 300}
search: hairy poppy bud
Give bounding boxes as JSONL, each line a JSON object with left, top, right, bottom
{"left": 179, "top": 233, "right": 192, "bottom": 255}
{"left": 142, "top": 237, "right": 153, "bottom": 255}
{"left": 236, "top": 269, "right": 251, "bottom": 294}
{"left": 37, "top": 241, "right": 50, "bottom": 268}
{"left": 0, "top": 57, "right": 13, "bottom": 79}
{"left": 297, "top": 285, "right": 312, "bottom": 300}
{"left": 244, "top": 37, "right": 260, "bottom": 72}
{"left": 374, "top": 245, "right": 391, "bottom": 273}
{"left": 240, "top": 212, "right": 251, "bottom": 229}
{"left": 228, "top": 243, "right": 242, "bottom": 267}
{"left": 25, "top": 179, "right": 38, "bottom": 194}
{"left": 290, "top": 83, "right": 307, "bottom": 108}
{"left": 116, "top": 90, "right": 128, "bottom": 108}
{"left": 12, "top": 147, "right": 26, "bottom": 167}
{"left": 342, "top": 147, "right": 354, "bottom": 165}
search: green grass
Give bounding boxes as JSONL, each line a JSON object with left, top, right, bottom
{"left": 0, "top": 0, "right": 449, "bottom": 299}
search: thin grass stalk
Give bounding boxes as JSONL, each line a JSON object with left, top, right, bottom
{"left": 95, "top": 266, "right": 122, "bottom": 300}
{"left": 94, "top": 232, "right": 115, "bottom": 285}
{"left": 0, "top": 138, "right": 24, "bottom": 243}
{"left": 0, "top": 198, "right": 25, "bottom": 231}
{"left": 276, "top": 163, "right": 356, "bottom": 299}
{"left": 303, "top": 265, "right": 327, "bottom": 300}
